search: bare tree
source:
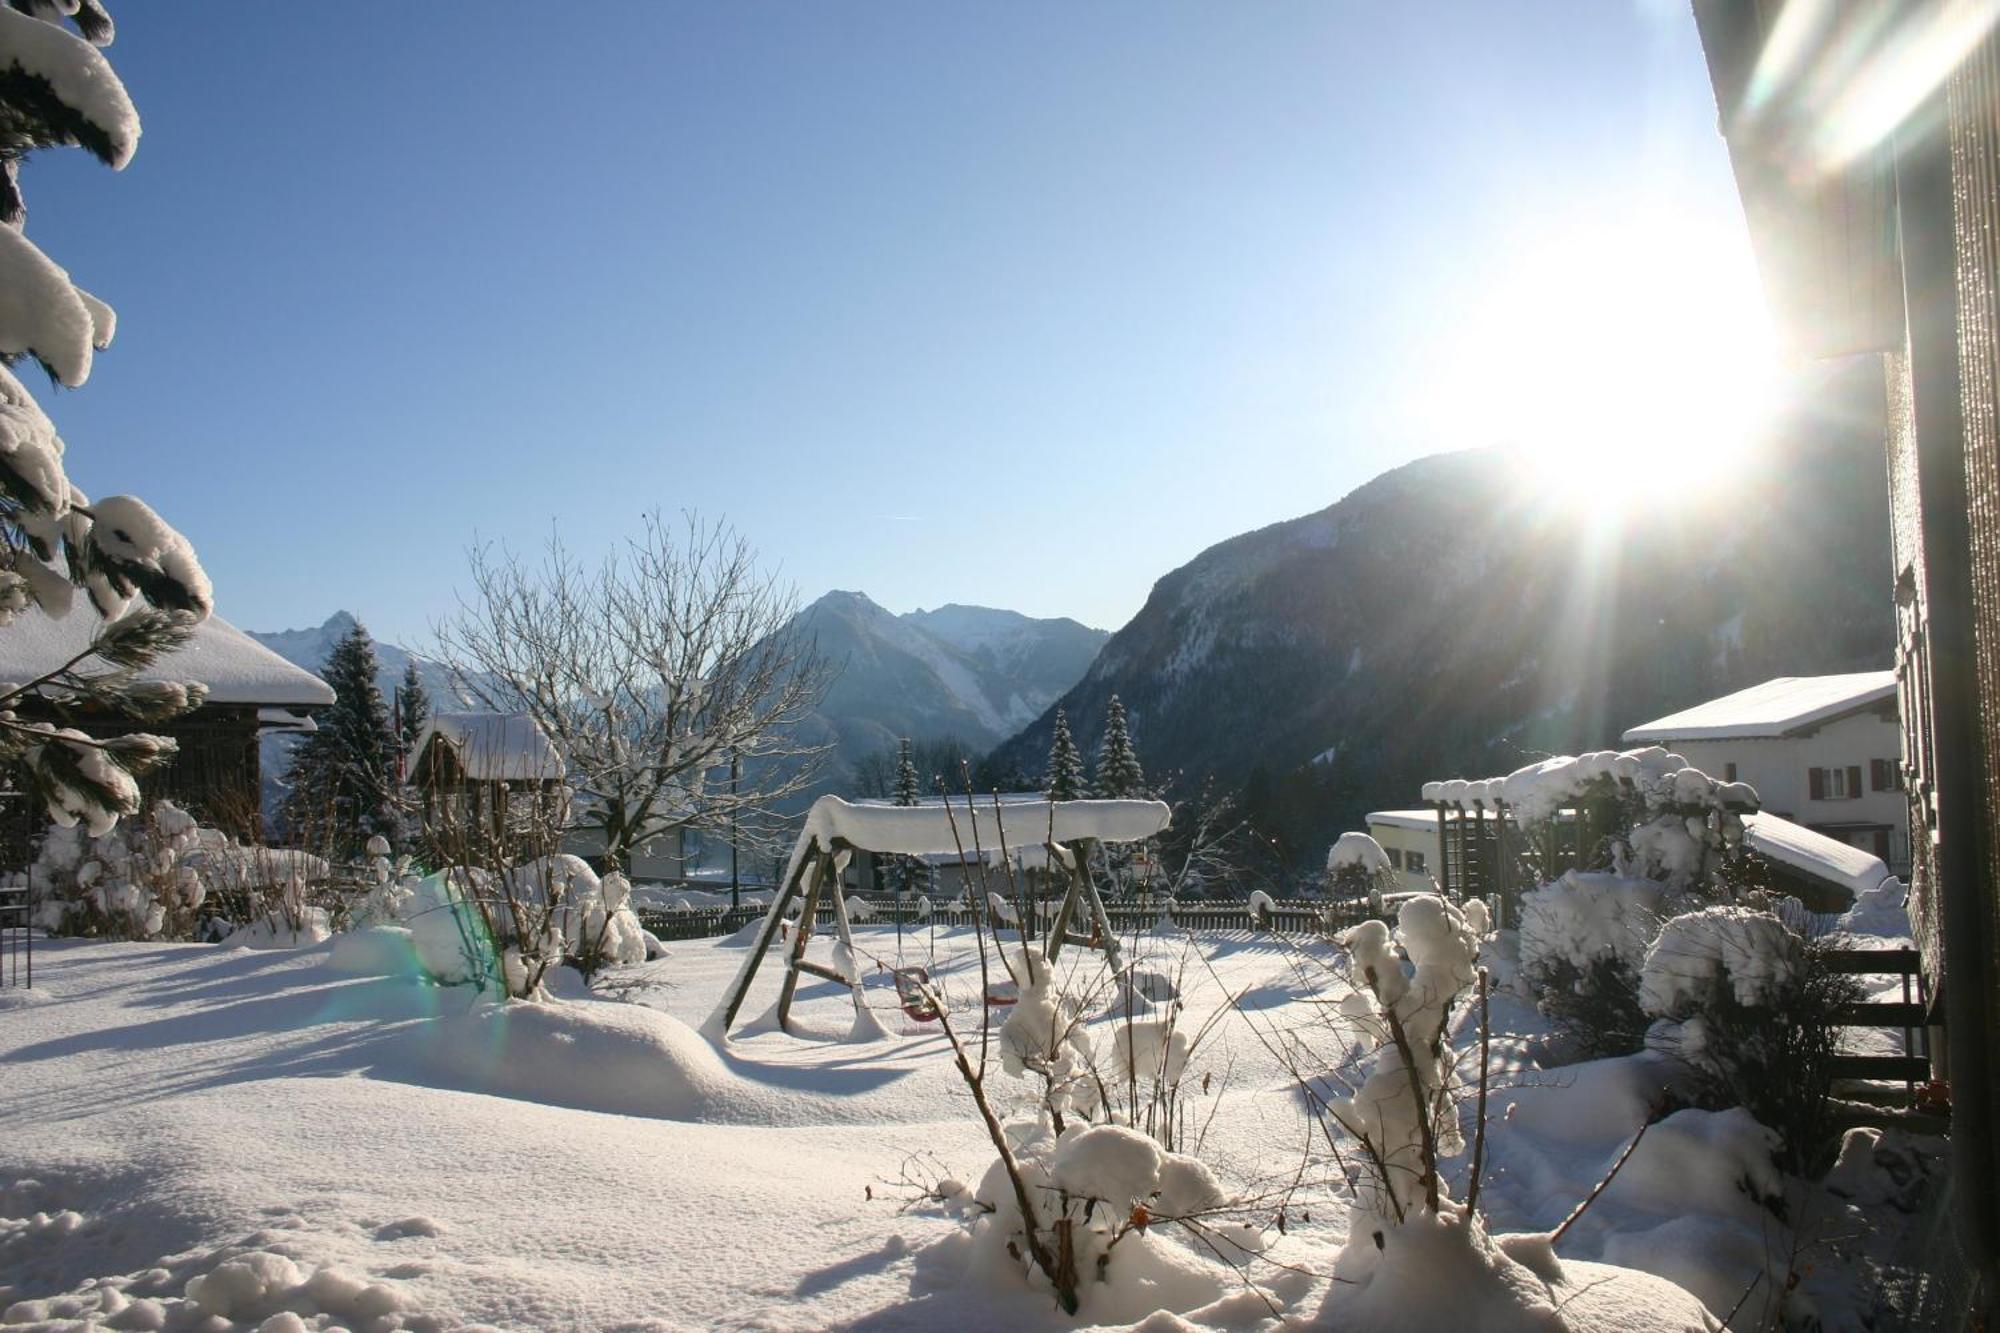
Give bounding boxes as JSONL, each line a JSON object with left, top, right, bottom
{"left": 433, "top": 512, "right": 833, "bottom": 874}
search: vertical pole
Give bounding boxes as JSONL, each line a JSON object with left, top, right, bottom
{"left": 729, "top": 748, "right": 740, "bottom": 912}
{"left": 1435, "top": 802, "right": 1450, "bottom": 899}
{"left": 824, "top": 843, "right": 873, "bottom": 1028}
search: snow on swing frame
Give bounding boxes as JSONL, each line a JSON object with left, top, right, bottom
{"left": 703, "top": 794, "right": 1171, "bottom": 1042}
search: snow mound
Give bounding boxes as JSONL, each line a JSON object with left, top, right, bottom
{"left": 378, "top": 994, "right": 746, "bottom": 1123}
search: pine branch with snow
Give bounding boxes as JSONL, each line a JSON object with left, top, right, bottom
{"left": 0, "top": 2, "right": 213, "bottom": 838}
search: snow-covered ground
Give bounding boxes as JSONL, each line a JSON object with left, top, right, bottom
{"left": 0, "top": 911, "right": 1926, "bottom": 1331}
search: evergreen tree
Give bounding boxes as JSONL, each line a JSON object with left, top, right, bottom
{"left": 1045, "top": 708, "right": 1087, "bottom": 801}
{"left": 893, "top": 737, "right": 919, "bottom": 807}
{"left": 0, "top": 5, "right": 217, "bottom": 837}
{"left": 1091, "top": 694, "right": 1145, "bottom": 799}
{"left": 282, "top": 622, "right": 399, "bottom": 856}
{"left": 394, "top": 659, "right": 430, "bottom": 759}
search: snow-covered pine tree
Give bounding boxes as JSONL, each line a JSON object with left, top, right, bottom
{"left": 1091, "top": 694, "right": 1144, "bottom": 799}
{"left": 282, "top": 622, "right": 399, "bottom": 857}
{"left": 889, "top": 736, "right": 920, "bottom": 896}
{"left": 394, "top": 658, "right": 429, "bottom": 760}
{"left": 0, "top": 4, "right": 214, "bottom": 836}
{"left": 1045, "top": 708, "right": 1087, "bottom": 801}
{"left": 893, "top": 737, "right": 919, "bottom": 807}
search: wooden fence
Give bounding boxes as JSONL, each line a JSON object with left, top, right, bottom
{"left": 637, "top": 897, "right": 1376, "bottom": 944}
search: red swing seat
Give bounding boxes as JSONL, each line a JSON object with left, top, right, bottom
{"left": 892, "top": 966, "right": 940, "bottom": 1022}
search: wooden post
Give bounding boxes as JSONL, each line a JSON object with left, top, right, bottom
{"left": 712, "top": 848, "right": 812, "bottom": 1035}
{"left": 1435, "top": 802, "right": 1451, "bottom": 899}
{"left": 823, "top": 841, "right": 875, "bottom": 1029}
{"left": 777, "top": 851, "right": 831, "bottom": 1032}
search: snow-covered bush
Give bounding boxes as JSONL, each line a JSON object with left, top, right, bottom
{"left": 369, "top": 854, "right": 652, "bottom": 997}
{"left": 1327, "top": 895, "right": 1482, "bottom": 1225}
{"left": 1516, "top": 870, "right": 1664, "bottom": 1060}
{"left": 1640, "top": 906, "right": 1856, "bottom": 1173}
{"left": 1325, "top": 830, "right": 1398, "bottom": 905}
{"left": 31, "top": 800, "right": 205, "bottom": 939}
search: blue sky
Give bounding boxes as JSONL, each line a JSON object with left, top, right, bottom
{"left": 25, "top": 2, "right": 1761, "bottom": 645}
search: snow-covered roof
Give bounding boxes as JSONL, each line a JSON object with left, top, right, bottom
{"left": 1621, "top": 672, "right": 1896, "bottom": 742}
{"left": 0, "top": 606, "right": 334, "bottom": 708}
{"left": 1367, "top": 809, "right": 1458, "bottom": 833}
{"left": 1742, "top": 812, "right": 1891, "bottom": 899}
{"left": 410, "top": 712, "right": 565, "bottom": 783}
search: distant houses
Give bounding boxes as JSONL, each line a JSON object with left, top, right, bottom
{"left": 1363, "top": 672, "right": 1910, "bottom": 909}
{"left": 0, "top": 607, "right": 333, "bottom": 861}
{"left": 1621, "top": 673, "right": 1906, "bottom": 875}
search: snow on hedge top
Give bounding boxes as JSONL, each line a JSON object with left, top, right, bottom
{"left": 799, "top": 794, "right": 1169, "bottom": 857}
{"left": 1741, "top": 811, "right": 1890, "bottom": 899}
{"left": 409, "top": 712, "right": 564, "bottom": 783}
{"left": 1327, "top": 830, "right": 1390, "bottom": 873}
{"left": 1620, "top": 672, "right": 1896, "bottom": 742}
{"left": 0, "top": 605, "right": 333, "bottom": 706}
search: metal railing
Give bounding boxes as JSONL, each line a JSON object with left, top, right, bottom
{"left": 0, "top": 879, "right": 30, "bottom": 989}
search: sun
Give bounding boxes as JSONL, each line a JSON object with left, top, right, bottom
{"left": 1442, "top": 210, "right": 1780, "bottom": 512}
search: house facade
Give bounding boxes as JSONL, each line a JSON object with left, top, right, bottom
{"left": 1694, "top": 1, "right": 2000, "bottom": 1310}
{"left": 1363, "top": 810, "right": 1439, "bottom": 893}
{"left": 1621, "top": 673, "right": 1907, "bottom": 874}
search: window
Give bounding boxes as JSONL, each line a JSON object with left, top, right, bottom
{"left": 1385, "top": 847, "right": 1403, "bottom": 870}
{"left": 1869, "top": 758, "right": 1902, "bottom": 792}
{"left": 1809, "top": 766, "right": 1865, "bottom": 800}
{"left": 1406, "top": 850, "right": 1426, "bottom": 873}
{"left": 1724, "top": 762, "right": 1738, "bottom": 782}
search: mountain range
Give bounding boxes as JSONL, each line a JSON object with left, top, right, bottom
{"left": 249, "top": 362, "right": 1895, "bottom": 866}
{"left": 784, "top": 593, "right": 1107, "bottom": 791}
{"left": 985, "top": 361, "right": 1896, "bottom": 857}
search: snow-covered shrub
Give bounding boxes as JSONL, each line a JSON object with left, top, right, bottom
{"left": 1640, "top": 907, "right": 1857, "bottom": 1173}
{"left": 1327, "top": 895, "right": 1481, "bottom": 1224}
{"left": 372, "top": 854, "right": 651, "bottom": 997}
{"left": 30, "top": 800, "right": 206, "bottom": 939}
{"left": 1515, "top": 870, "right": 1664, "bottom": 1060}
{"left": 1325, "top": 830, "right": 1398, "bottom": 905}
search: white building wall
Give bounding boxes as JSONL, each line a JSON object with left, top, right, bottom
{"left": 1365, "top": 818, "right": 1443, "bottom": 894}
{"left": 1660, "top": 709, "right": 1907, "bottom": 869}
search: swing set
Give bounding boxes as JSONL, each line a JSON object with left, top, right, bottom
{"left": 705, "top": 793, "right": 1171, "bottom": 1039}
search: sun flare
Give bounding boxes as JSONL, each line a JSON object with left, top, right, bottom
{"left": 1445, "top": 211, "right": 1780, "bottom": 512}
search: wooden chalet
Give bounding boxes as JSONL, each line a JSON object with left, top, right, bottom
{"left": 407, "top": 711, "right": 568, "bottom": 848}
{"left": 1694, "top": 2, "right": 2000, "bottom": 1315}
{"left": 0, "top": 607, "right": 334, "bottom": 859}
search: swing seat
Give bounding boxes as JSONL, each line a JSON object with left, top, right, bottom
{"left": 984, "top": 978, "right": 1020, "bottom": 1008}
{"left": 892, "top": 967, "right": 940, "bottom": 1022}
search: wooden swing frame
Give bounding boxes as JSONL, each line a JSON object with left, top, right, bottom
{"left": 710, "top": 804, "right": 1150, "bottom": 1039}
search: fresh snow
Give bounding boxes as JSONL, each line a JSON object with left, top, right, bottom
{"left": 0, "top": 916, "right": 1813, "bottom": 1331}
{"left": 0, "top": 605, "right": 333, "bottom": 706}
{"left": 1621, "top": 673, "right": 1897, "bottom": 743}
{"left": 406, "top": 712, "right": 564, "bottom": 783}
{"left": 1740, "top": 811, "right": 1891, "bottom": 900}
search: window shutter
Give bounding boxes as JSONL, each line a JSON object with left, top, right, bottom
{"left": 1809, "top": 767, "right": 1826, "bottom": 800}
{"left": 1871, "top": 759, "right": 1891, "bottom": 791}
{"left": 1847, "top": 765, "right": 1863, "bottom": 798}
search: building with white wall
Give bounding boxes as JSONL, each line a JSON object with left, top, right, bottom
{"left": 1621, "top": 672, "right": 1906, "bottom": 874}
